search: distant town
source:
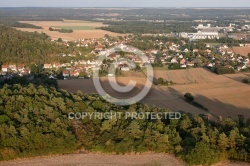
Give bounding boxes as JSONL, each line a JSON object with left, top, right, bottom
{"left": 1, "top": 22, "right": 250, "bottom": 79}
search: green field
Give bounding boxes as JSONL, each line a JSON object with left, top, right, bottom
{"left": 53, "top": 26, "right": 97, "bottom": 30}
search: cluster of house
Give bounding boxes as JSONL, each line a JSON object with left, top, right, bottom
{"left": 163, "top": 43, "right": 250, "bottom": 70}
{"left": 168, "top": 55, "right": 195, "bottom": 68}
{"left": 216, "top": 45, "right": 250, "bottom": 70}
{"left": 0, "top": 64, "right": 30, "bottom": 76}
{"left": 43, "top": 60, "right": 103, "bottom": 77}
{"left": 2, "top": 34, "right": 250, "bottom": 77}
{"left": 102, "top": 37, "right": 250, "bottom": 71}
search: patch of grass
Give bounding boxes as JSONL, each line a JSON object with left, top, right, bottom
{"left": 53, "top": 26, "right": 96, "bottom": 30}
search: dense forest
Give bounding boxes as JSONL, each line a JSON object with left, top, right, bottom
{"left": 0, "top": 74, "right": 58, "bottom": 88}
{"left": 0, "top": 26, "right": 78, "bottom": 64}
{"left": 0, "top": 82, "right": 249, "bottom": 165}
{"left": 99, "top": 21, "right": 196, "bottom": 34}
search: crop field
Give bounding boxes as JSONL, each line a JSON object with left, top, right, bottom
{"left": 232, "top": 46, "right": 250, "bottom": 57}
{"left": 58, "top": 69, "right": 250, "bottom": 120}
{"left": 155, "top": 69, "right": 250, "bottom": 119}
{"left": 154, "top": 68, "right": 216, "bottom": 84}
{"left": 58, "top": 76, "right": 211, "bottom": 116}
{"left": 16, "top": 20, "right": 125, "bottom": 40}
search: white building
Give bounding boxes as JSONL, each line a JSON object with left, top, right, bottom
{"left": 190, "top": 31, "right": 219, "bottom": 40}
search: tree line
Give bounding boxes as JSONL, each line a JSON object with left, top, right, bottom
{"left": 49, "top": 27, "right": 73, "bottom": 33}
{"left": 0, "top": 20, "right": 42, "bottom": 29}
{"left": 0, "top": 26, "right": 78, "bottom": 65}
{"left": 99, "top": 21, "right": 196, "bottom": 34}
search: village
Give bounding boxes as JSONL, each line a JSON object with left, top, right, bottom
{"left": 1, "top": 30, "right": 250, "bottom": 79}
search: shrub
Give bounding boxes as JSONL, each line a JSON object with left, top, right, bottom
{"left": 184, "top": 92, "right": 194, "bottom": 102}
{"left": 242, "top": 78, "right": 250, "bottom": 84}
{"left": 153, "top": 77, "right": 175, "bottom": 86}
{"left": 215, "top": 67, "right": 235, "bottom": 75}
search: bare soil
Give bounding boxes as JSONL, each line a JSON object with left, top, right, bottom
{"left": 0, "top": 153, "right": 248, "bottom": 166}
{"left": 154, "top": 69, "right": 250, "bottom": 119}
{"left": 58, "top": 76, "right": 210, "bottom": 116}
{"left": 0, "top": 153, "right": 185, "bottom": 166}
{"left": 59, "top": 69, "right": 250, "bottom": 120}
{"left": 16, "top": 20, "right": 125, "bottom": 40}
{"left": 232, "top": 47, "right": 250, "bottom": 57}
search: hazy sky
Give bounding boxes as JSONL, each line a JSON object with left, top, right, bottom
{"left": 0, "top": 0, "right": 250, "bottom": 7}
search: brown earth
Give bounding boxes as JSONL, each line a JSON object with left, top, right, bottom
{"left": 0, "top": 153, "right": 248, "bottom": 166}
{"left": 154, "top": 69, "right": 250, "bottom": 119}
{"left": 232, "top": 47, "right": 250, "bottom": 57}
{"left": 58, "top": 69, "right": 250, "bottom": 119}
{"left": 154, "top": 68, "right": 216, "bottom": 84}
{"left": 0, "top": 153, "right": 185, "bottom": 166}
{"left": 59, "top": 69, "right": 250, "bottom": 119}
{"left": 58, "top": 76, "right": 210, "bottom": 116}
{"left": 16, "top": 20, "right": 125, "bottom": 40}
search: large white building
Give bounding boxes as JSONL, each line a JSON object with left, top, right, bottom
{"left": 180, "top": 31, "right": 219, "bottom": 40}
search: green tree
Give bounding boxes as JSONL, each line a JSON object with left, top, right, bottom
{"left": 184, "top": 93, "right": 194, "bottom": 102}
{"left": 186, "top": 142, "right": 222, "bottom": 165}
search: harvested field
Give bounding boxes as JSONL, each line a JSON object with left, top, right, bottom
{"left": 0, "top": 153, "right": 248, "bottom": 166}
{"left": 58, "top": 77, "right": 210, "bottom": 116}
{"left": 232, "top": 46, "right": 250, "bottom": 57}
{"left": 154, "top": 68, "right": 217, "bottom": 84}
{"left": 16, "top": 20, "right": 125, "bottom": 40}
{"left": 155, "top": 69, "right": 250, "bottom": 119}
{"left": 224, "top": 73, "right": 250, "bottom": 82}
{"left": 59, "top": 69, "right": 250, "bottom": 119}
{"left": 0, "top": 153, "right": 185, "bottom": 166}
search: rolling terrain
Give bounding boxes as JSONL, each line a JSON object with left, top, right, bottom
{"left": 155, "top": 68, "right": 250, "bottom": 119}
{"left": 59, "top": 69, "right": 250, "bottom": 119}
